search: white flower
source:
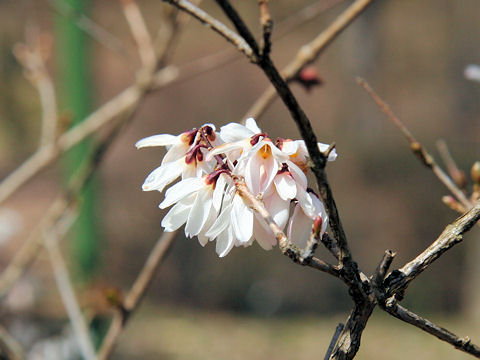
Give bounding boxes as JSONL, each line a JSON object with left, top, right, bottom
{"left": 160, "top": 172, "right": 227, "bottom": 245}
{"left": 137, "top": 125, "right": 220, "bottom": 192}
{"left": 287, "top": 192, "right": 328, "bottom": 249}
{"left": 137, "top": 118, "right": 336, "bottom": 257}
{"left": 279, "top": 139, "right": 337, "bottom": 172}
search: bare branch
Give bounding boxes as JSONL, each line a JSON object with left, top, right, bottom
{"left": 357, "top": 78, "right": 472, "bottom": 210}
{"left": 45, "top": 228, "right": 97, "bottom": 360}
{"left": 325, "top": 323, "right": 345, "bottom": 360}
{"left": 163, "top": 0, "right": 254, "bottom": 60}
{"left": 47, "top": 0, "right": 131, "bottom": 63}
{"left": 97, "top": 231, "right": 177, "bottom": 360}
{"left": 436, "top": 139, "right": 467, "bottom": 190}
{"left": 120, "top": 0, "right": 156, "bottom": 68}
{"left": 13, "top": 33, "right": 58, "bottom": 147}
{"left": 245, "top": 0, "right": 375, "bottom": 119}
{"left": 385, "top": 203, "right": 480, "bottom": 295}
{"left": 215, "top": 0, "right": 260, "bottom": 58}
{"left": 233, "top": 176, "right": 341, "bottom": 277}
{"left": 383, "top": 297, "right": 480, "bottom": 358}
{"left": 258, "top": 0, "right": 273, "bottom": 56}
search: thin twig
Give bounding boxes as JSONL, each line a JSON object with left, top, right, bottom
{"left": 245, "top": 0, "right": 375, "bottom": 119}
{"left": 13, "top": 33, "right": 58, "bottom": 147}
{"left": 163, "top": 0, "right": 254, "bottom": 60}
{"left": 47, "top": 0, "right": 131, "bottom": 63}
{"left": 215, "top": 0, "right": 260, "bottom": 58}
{"left": 45, "top": 229, "right": 97, "bottom": 360}
{"left": 120, "top": 0, "right": 156, "bottom": 68}
{"left": 436, "top": 139, "right": 467, "bottom": 190}
{"left": 0, "top": 325, "right": 25, "bottom": 360}
{"left": 97, "top": 231, "right": 177, "bottom": 360}
{"left": 357, "top": 78, "right": 472, "bottom": 210}
{"left": 385, "top": 203, "right": 480, "bottom": 295}
{"left": 233, "top": 176, "right": 341, "bottom": 278}
{"left": 383, "top": 297, "right": 480, "bottom": 358}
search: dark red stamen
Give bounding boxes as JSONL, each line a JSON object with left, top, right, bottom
{"left": 185, "top": 144, "right": 207, "bottom": 164}
{"left": 206, "top": 168, "right": 230, "bottom": 185}
{"left": 277, "top": 163, "right": 289, "bottom": 174}
{"left": 203, "top": 125, "right": 216, "bottom": 142}
{"left": 250, "top": 133, "right": 268, "bottom": 146}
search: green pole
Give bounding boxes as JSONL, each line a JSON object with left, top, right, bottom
{"left": 56, "top": 0, "right": 100, "bottom": 282}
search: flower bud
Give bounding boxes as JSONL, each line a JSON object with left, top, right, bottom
{"left": 312, "top": 216, "right": 323, "bottom": 238}
{"left": 471, "top": 161, "right": 480, "bottom": 185}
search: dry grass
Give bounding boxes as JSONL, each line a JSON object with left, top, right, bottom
{"left": 115, "top": 305, "right": 479, "bottom": 360}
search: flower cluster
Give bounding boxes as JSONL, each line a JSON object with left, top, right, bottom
{"left": 136, "top": 118, "right": 336, "bottom": 257}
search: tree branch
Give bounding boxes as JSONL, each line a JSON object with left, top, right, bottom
{"left": 163, "top": 0, "right": 254, "bottom": 60}
{"left": 245, "top": 0, "right": 375, "bottom": 119}
{"left": 383, "top": 297, "right": 480, "bottom": 358}
{"left": 385, "top": 203, "right": 480, "bottom": 296}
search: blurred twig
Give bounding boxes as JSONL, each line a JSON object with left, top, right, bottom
{"left": 45, "top": 225, "right": 97, "bottom": 360}
{"left": 436, "top": 139, "right": 467, "bottom": 190}
{"left": 164, "top": 0, "right": 255, "bottom": 60}
{"left": 97, "top": 231, "right": 177, "bottom": 360}
{"left": 13, "top": 31, "right": 58, "bottom": 147}
{"left": 357, "top": 78, "right": 472, "bottom": 210}
{"left": 120, "top": 0, "right": 156, "bottom": 68}
{"left": 47, "top": 0, "right": 131, "bottom": 63}
{"left": 245, "top": 0, "right": 375, "bottom": 119}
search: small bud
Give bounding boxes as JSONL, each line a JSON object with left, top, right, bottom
{"left": 471, "top": 161, "right": 480, "bottom": 185}
{"left": 296, "top": 67, "right": 323, "bottom": 92}
{"left": 312, "top": 216, "right": 323, "bottom": 238}
{"left": 441, "top": 195, "right": 466, "bottom": 213}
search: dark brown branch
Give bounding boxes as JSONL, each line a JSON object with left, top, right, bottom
{"left": 215, "top": 0, "right": 260, "bottom": 58}
{"left": 321, "top": 233, "right": 340, "bottom": 260}
{"left": 258, "top": 0, "right": 273, "bottom": 56}
{"left": 383, "top": 297, "right": 480, "bottom": 358}
{"left": 385, "top": 203, "right": 480, "bottom": 296}
{"left": 372, "top": 250, "right": 395, "bottom": 289}
{"left": 328, "top": 301, "right": 376, "bottom": 360}
{"left": 325, "top": 323, "right": 345, "bottom": 360}
{"left": 163, "top": 0, "right": 255, "bottom": 60}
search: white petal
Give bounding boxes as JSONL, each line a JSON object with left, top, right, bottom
{"left": 245, "top": 156, "right": 261, "bottom": 195}
{"left": 245, "top": 117, "right": 262, "bottom": 134}
{"left": 205, "top": 203, "right": 233, "bottom": 239}
{"left": 216, "top": 227, "right": 235, "bottom": 257}
{"left": 185, "top": 188, "right": 213, "bottom": 237}
{"left": 212, "top": 174, "right": 227, "bottom": 211}
{"left": 207, "top": 140, "right": 248, "bottom": 161}
{"left": 297, "top": 188, "right": 315, "bottom": 218}
{"left": 232, "top": 194, "right": 253, "bottom": 244}
{"left": 160, "top": 177, "right": 204, "bottom": 209}
{"left": 265, "top": 191, "right": 290, "bottom": 229}
{"left": 273, "top": 173, "right": 297, "bottom": 201}
{"left": 287, "top": 204, "right": 312, "bottom": 249}
{"left": 162, "top": 143, "right": 189, "bottom": 164}
{"left": 287, "top": 161, "right": 308, "bottom": 189}
{"left": 161, "top": 196, "right": 194, "bottom": 231}
{"left": 135, "top": 134, "right": 178, "bottom": 148}
{"left": 318, "top": 143, "right": 338, "bottom": 161}
{"left": 253, "top": 217, "right": 275, "bottom": 250}
{"left": 219, "top": 123, "right": 255, "bottom": 143}
{"left": 142, "top": 160, "right": 183, "bottom": 192}
{"left": 280, "top": 139, "right": 299, "bottom": 155}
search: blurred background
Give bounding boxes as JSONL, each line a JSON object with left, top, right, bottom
{"left": 1, "top": 0, "right": 480, "bottom": 359}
